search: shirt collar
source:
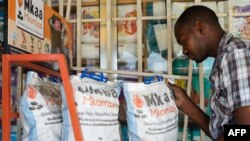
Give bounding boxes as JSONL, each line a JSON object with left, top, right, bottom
{"left": 217, "top": 32, "right": 233, "bottom": 56}
{"left": 209, "top": 32, "right": 233, "bottom": 82}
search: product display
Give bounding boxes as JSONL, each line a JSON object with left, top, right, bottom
{"left": 145, "top": 1, "right": 167, "bottom": 59}
{"left": 81, "top": 6, "right": 100, "bottom": 44}
{"left": 147, "top": 52, "right": 167, "bottom": 73}
{"left": 172, "top": 2, "right": 194, "bottom": 16}
{"left": 117, "top": 43, "right": 139, "bottom": 81}
{"left": 2, "top": 1, "right": 249, "bottom": 141}
{"left": 146, "top": 23, "right": 168, "bottom": 58}
{"left": 218, "top": 1, "right": 229, "bottom": 30}
{"left": 201, "top": 2, "right": 217, "bottom": 12}
{"left": 118, "top": 43, "right": 137, "bottom": 58}
{"left": 19, "top": 71, "right": 62, "bottom": 141}
{"left": 123, "top": 81, "right": 178, "bottom": 141}
{"left": 81, "top": 44, "right": 99, "bottom": 59}
{"left": 61, "top": 73, "right": 121, "bottom": 141}
{"left": 232, "top": 0, "right": 250, "bottom": 39}
{"left": 118, "top": 51, "right": 137, "bottom": 70}
{"left": 117, "top": 51, "right": 138, "bottom": 81}
{"left": 117, "top": 4, "right": 137, "bottom": 43}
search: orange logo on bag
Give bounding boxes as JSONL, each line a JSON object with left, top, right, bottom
{"left": 133, "top": 95, "right": 143, "bottom": 108}
{"left": 27, "top": 85, "right": 37, "bottom": 99}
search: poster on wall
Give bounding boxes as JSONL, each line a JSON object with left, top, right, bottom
{"left": 15, "top": 0, "right": 44, "bottom": 39}
{"left": 7, "top": 0, "right": 72, "bottom": 69}
{"left": 81, "top": 6, "right": 100, "bottom": 44}
{"left": 81, "top": 6, "right": 100, "bottom": 68}
{"left": 117, "top": 4, "right": 137, "bottom": 43}
{"left": 232, "top": 0, "right": 250, "bottom": 40}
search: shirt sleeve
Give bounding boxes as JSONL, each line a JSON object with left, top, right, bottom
{"left": 221, "top": 47, "right": 250, "bottom": 113}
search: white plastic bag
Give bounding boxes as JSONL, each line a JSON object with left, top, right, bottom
{"left": 147, "top": 52, "right": 167, "bottom": 72}
{"left": 20, "top": 71, "right": 62, "bottom": 141}
{"left": 61, "top": 75, "right": 121, "bottom": 141}
{"left": 123, "top": 81, "right": 178, "bottom": 141}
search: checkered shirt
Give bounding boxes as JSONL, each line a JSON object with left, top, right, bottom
{"left": 209, "top": 32, "right": 250, "bottom": 139}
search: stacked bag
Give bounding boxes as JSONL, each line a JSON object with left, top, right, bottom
{"left": 20, "top": 72, "right": 62, "bottom": 141}
{"left": 19, "top": 70, "right": 178, "bottom": 141}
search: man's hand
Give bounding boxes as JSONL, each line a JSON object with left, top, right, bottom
{"left": 166, "top": 81, "right": 192, "bottom": 111}
{"left": 167, "top": 81, "right": 212, "bottom": 138}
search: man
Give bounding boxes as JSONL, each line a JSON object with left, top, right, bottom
{"left": 167, "top": 5, "right": 250, "bottom": 141}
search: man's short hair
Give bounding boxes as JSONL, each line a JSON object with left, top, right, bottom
{"left": 175, "top": 5, "right": 220, "bottom": 29}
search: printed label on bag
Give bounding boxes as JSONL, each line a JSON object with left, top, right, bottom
{"left": 62, "top": 77, "right": 121, "bottom": 141}
{"left": 124, "top": 82, "right": 178, "bottom": 141}
{"left": 20, "top": 71, "right": 62, "bottom": 141}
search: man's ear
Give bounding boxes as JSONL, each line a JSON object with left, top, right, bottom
{"left": 194, "top": 20, "right": 205, "bottom": 35}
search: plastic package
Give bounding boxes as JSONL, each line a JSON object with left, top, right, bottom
{"left": 20, "top": 71, "right": 62, "bottom": 141}
{"left": 61, "top": 71, "right": 121, "bottom": 141}
{"left": 123, "top": 80, "right": 178, "bottom": 141}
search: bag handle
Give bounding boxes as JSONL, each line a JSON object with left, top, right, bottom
{"left": 144, "top": 75, "right": 164, "bottom": 84}
{"left": 80, "top": 68, "right": 108, "bottom": 83}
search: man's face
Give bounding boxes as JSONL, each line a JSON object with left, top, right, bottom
{"left": 174, "top": 24, "right": 208, "bottom": 63}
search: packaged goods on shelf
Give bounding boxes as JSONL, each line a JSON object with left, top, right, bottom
{"left": 20, "top": 71, "right": 62, "bottom": 141}
{"left": 200, "top": 1, "right": 217, "bottom": 13}
{"left": 118, "top": 43, "right": 137, "bottom": 58}
{"left": 152, "top": 0, "right": 166, "bottom": 16}
{"left": 81, "top": 43, "right": 100, "bottom": 68}
{"left": 171, "top": 2, "right": 194, "bottom": 16}
{"left": 145, "top": 1, "right": 167, "bottom": 59}
{"left": 172, "top": 1, "right": 216, "bottom": 15}
{"left": 61, "top": 75, "right": 121, "bottom": 141}
{"left": 117, "top": 51, "right": 138, "bottom": 81}
{"left": 217, "top": 1, "right": 229, "bottom": 30}
{"left": 81, "top": 44, "right": 99, "bottom": 59}
{"left": 81, "top": 6, "right": 100, "bottom": 44}
{"left": 146, "top": 0, "right": 166, "bottom": 16}
{"left": 146, "top": 23, "right": 168, "bottom": 58}
{"left": 117, "top": 4, "right": 137, "bottom": 43}
{"left": 231, "top": 0, "right": 250, "bottom": 39}
{"left": 117, "top": 43, "right": 139, "bottom": 79}
{"left": 172, "top": 56, "right": 192, "bottom": 75}
{"left": 118, "top": 51, "right": 137, "bottom": 71}
{"left": 123, "top": 81, "right": 178, "bottom": 141}
{"left": 147, "top": 52, "right": 167, "bottom": 73}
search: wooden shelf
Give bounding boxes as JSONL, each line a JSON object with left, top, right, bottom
{"left": 51, "top": 0, "right": 229, "bottom": 8}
